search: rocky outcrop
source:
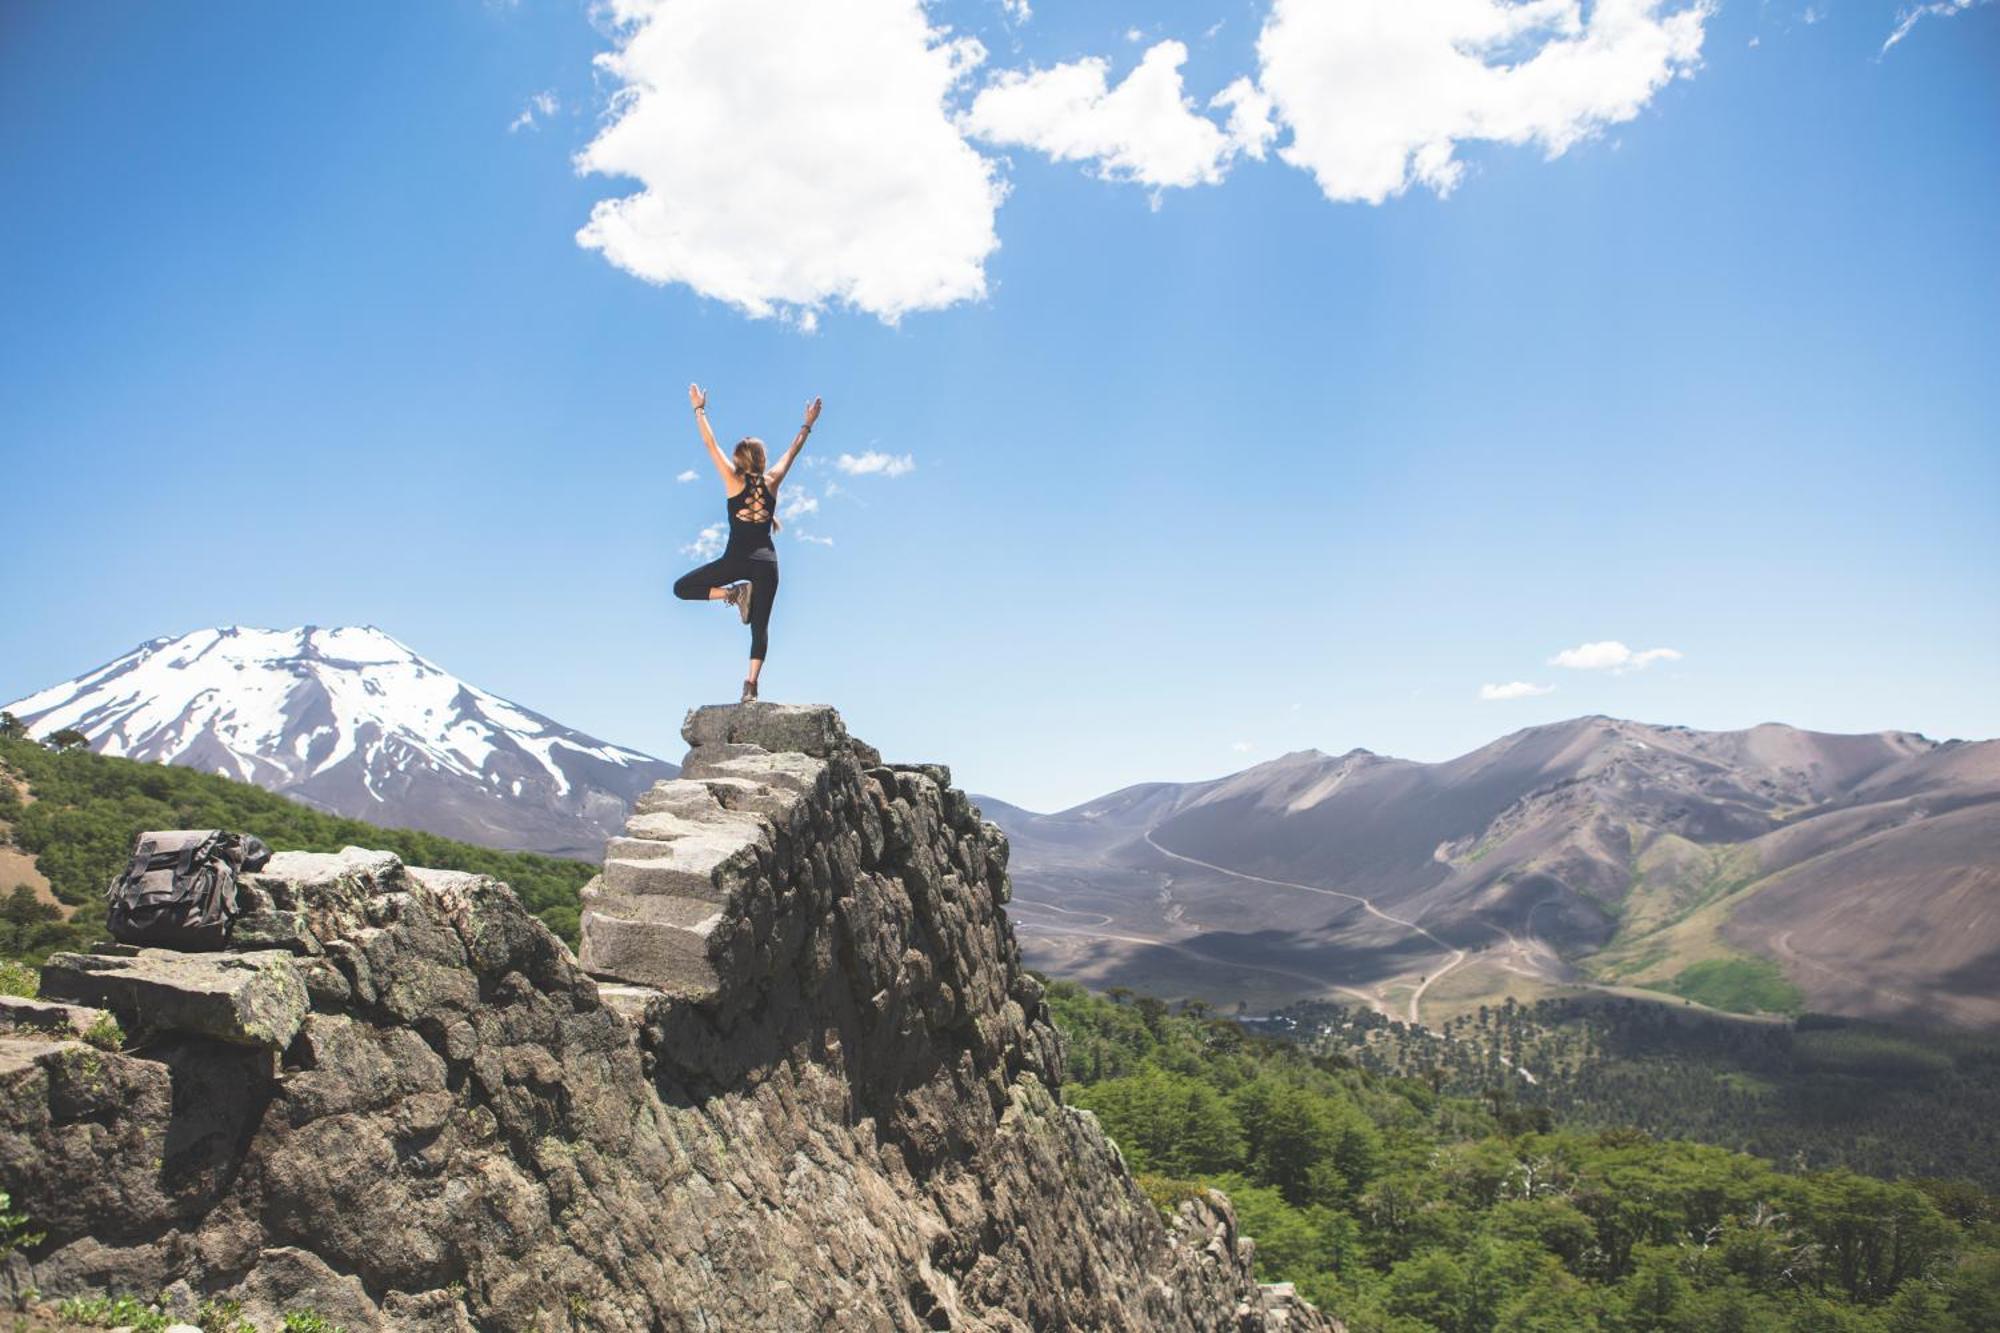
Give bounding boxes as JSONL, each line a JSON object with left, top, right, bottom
{"left": 0, "top": 704, "right": 1332, "bottom": 1331}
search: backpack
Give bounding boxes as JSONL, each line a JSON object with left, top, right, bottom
{"left": 106, "top": 829, "right": 273, "bottom": 951}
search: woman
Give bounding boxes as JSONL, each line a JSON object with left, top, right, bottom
{"left": 672, "top": 383, "right": 822, "bottom": 703}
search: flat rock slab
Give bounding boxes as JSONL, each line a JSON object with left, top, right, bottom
{"left": 681, "top": 750, "right": 828, "bottom": 794}
{"left": 245, "top": 847, "right": 405, "bottom": 910}
{"left": 595, "top": 982, "right": 666, "bottom": 1025}
{"left": 0, "top": 995, "right": 115, "bottom": 1040}
{"left": 0, "top": 1033, "right": 83, "bottom": 1080}
{"left": 580, "top": 904, "right": 728, "bottom": 996}
{"left": 682, "top": 702, "right": 849, "bottom": 757}
{"left": 39, "top": 948, "right": 309, "bottom": 1050}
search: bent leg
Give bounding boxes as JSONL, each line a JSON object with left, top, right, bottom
{"left": 674, "top": 556, "right": 741, "bottom": 601}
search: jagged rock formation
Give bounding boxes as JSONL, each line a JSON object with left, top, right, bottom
{"left": 0, "top": 704, "right": 1331, "bottom": 1331}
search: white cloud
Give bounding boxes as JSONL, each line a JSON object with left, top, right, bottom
{"left": 1231, "top": 740, "right": 1255, "bottom": 752}
{"left": 792, "top": 530, "right": 835, "bottom": 546}
{"left": 1882, "top": 0, "right": 1990, "bottom": 53}
{"left": 572, "top": 1, "right": 1723, "bottom": 325}
{"left": 1481, "top": 681, "right": 1556, "bottom": 701}
{"left": 576, "top": 0, "right": 1004, "bottom": 325}
{"left": 835, "top": 450, "right": 916, "bottom": 477}
{"left": 681, "top": 523, "right": 725, "bottom": 560}
{"left": 964, "top": 40, "right": 1247, "bottom": 191}
{"left": 780, "top": 491, "right": 819, "bottom": 520}
{"left": 1250, "top": 0, "right": 1711, "bottom": 204}
{"left": 675, "top": 469, "right": 698, "bottom": 483}
{"left": 1212, "top": 77, "right": 1278, "bottom": 161}
{"left": 509, "top": 90, "right": 560, "bottom": 134}
{"left": 1548, "top": 640, "right": 1684, "bottom": 673}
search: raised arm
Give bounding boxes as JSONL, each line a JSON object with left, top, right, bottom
{"left": 689, "top": 383, "right": 736, "bottom": 486}
{"left": 767, "top": 396, "right": 822, "bottom": 488}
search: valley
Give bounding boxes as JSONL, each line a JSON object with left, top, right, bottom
{"left": 985, "top": 716, "right": 2000, "bottom": 1029}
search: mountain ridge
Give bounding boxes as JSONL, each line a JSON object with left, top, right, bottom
{"left": 980, "top": 715, "right": 1999, "bottom": 1028}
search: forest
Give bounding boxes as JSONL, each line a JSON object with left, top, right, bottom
{"left": 1047, "top": 982, "right": 2000, "bottom": 1331}
{"left": 0, "top": 733, "right": 595, "bottom": 959}
{"left": 1249, "top": 996, "right": 2000, "bottom": 1193}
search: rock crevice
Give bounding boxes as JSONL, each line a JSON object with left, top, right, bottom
{"left": 2, "top": 703, "right": 1329, "bottom": 1331}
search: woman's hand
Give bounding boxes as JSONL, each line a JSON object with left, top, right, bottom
{"left": 770, "top": 396, "right": 821, "bottom": 486}
{"left": 689, "top": 383, "right": 708, "bottom": 412}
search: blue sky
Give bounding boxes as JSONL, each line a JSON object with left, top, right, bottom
{"left": 2, "top": 0, "right": 1995, "bottom": 810}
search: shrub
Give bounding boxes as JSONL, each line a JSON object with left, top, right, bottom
{"left": 195, "top": 1298, "right": 257, "bottom": 1333}
{"left": 282, "top": 1311, "right": 347, "bottom": 1333}
{"left": 53, "top": 1294, "right": 169, "bottom": 1329}
{"left": 0, "top": 1189, "right": 43, "bottom": 1259}
{"left": 1135, "top": 1173, "right": 1208, "bottom": 1217}
{"left": 80, "top": 1013, "right": 124, "bottom": 1052}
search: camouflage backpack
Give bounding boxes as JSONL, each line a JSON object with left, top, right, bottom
{"left": 106, "top": 829, "right": 272, "bottom": 951}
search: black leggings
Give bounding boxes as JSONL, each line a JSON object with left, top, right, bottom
{"left": 674, "top": 552, "right": 779, "bottom": 661}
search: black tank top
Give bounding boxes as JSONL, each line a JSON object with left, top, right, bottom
{"left": 726, "top": 477, "right": 776, "bottom": 557}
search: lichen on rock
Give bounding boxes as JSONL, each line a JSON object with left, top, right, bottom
{"left": 0, "top": 703, "right": 1334, "bottom": 1331}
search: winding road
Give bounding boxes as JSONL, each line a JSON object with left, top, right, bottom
{"left": 1141, "top": 832, "right": 1470, "bottom": 1028}
{"left": 1010, "top": 913, "right": 1383, "bottom": 1010}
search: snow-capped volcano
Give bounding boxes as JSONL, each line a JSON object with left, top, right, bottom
{"left": 3, "top": 626, "right": 678, "bottom": 857}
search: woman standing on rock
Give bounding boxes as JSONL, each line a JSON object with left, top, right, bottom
{"left": 673, "top": 383, "right": 821, "bottom": 703}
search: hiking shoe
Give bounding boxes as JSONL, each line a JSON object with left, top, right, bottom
{"left": 728, "top": 583, "right": 754, "bottom": 624}
{"left": 740, "top": 678, "right": 759, "bottom": 704}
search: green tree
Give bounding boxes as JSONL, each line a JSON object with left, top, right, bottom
{"left": 1070, "top": 1065, "right": 1244, "bottom": 1176}
{"left": 1212, "top": 1177, "right": 1357, "bottom": 1285}
{"left": 1386, "top": 1249, "right": 1475, "bottom": 1333}
{"left": 0, "top": 884, "right": 90, "bottom": 962}
{"left": 1789, "top": 1171, "right": 1957, "bottom": 1302}
{"left": 1942, "top": 1249, "right": 2000, "bottom": 1331}
{"left": 1232, "top": 1075, "right": 1382, "bottom": 1207}
{"left": 1616, "top": 1246, "right": 1690, "bottom": 1332}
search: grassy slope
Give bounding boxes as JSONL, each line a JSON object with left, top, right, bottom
{"left": 0, "top": 736, "right": 595, "bottom": 957}
{"left": 1581, "top": 830, "right": 1804, "bottom": 1016}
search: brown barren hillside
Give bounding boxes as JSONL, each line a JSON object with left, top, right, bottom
{"left": 983, "top": 720, "right": 2000, "bottom": 1028}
